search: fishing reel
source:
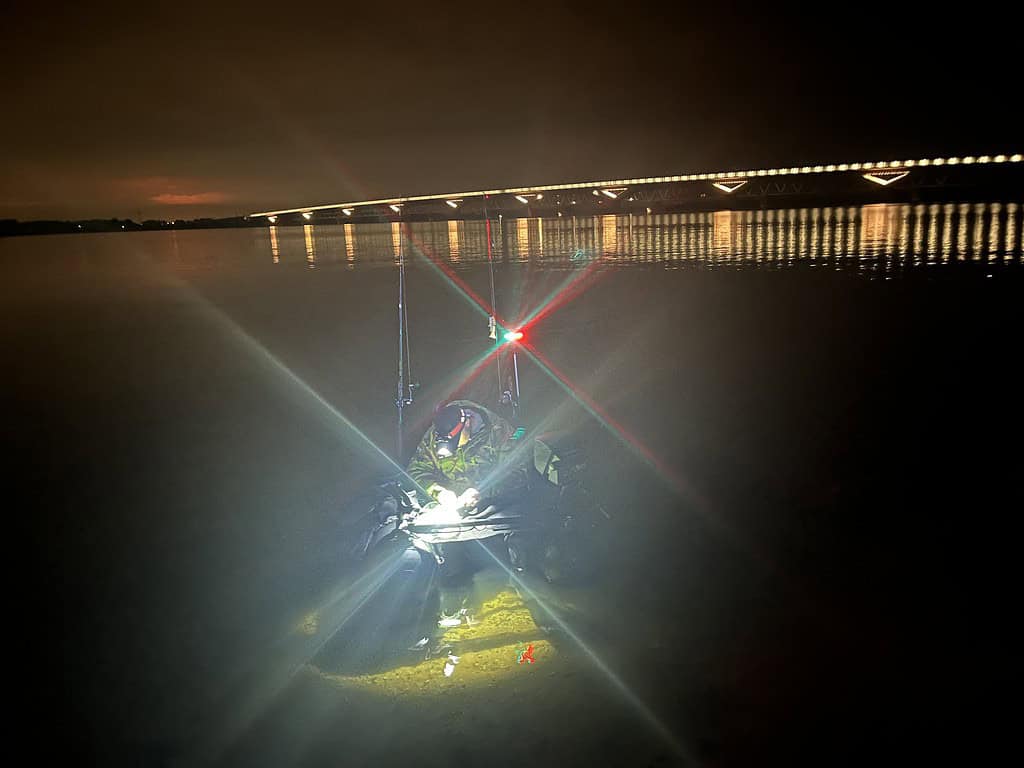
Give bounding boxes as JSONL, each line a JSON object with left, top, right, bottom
{"left": 396, "top": 381, "right": 419, "bottom": 408}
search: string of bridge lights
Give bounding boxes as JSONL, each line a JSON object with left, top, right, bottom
{"left": 254, "top": 153, "right": 1022, "bottom": 221}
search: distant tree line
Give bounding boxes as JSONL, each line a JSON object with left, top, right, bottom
{"left": 0, "top": 216, "right": 262, "bottom": 237}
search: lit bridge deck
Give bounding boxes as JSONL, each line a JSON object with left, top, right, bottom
{"left": 250, "top": 153, "right": 1023, "bottom": 223}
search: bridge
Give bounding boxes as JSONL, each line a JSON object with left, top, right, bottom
{"left": 250, "top": 153, "right": 1023, "bottom": 223}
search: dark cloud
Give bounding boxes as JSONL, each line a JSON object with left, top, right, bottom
{"left": 2, "top": 0, "right": 1019, "bottom": 219}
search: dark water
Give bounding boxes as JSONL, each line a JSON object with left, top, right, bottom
{"left": 5, "top": 205, "right": 1021, "bottom": 767}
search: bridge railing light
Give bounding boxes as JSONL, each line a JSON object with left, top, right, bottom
{"left": 712, "top": 180, "right": 748, "bottom": 193}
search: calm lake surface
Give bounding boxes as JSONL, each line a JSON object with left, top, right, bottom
{"left": 5, "top": 203, "right": 1021, "bottom": 767}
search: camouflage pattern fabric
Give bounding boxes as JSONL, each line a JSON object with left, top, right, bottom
{"left": 407, "top": 400, "right": 519, "bottom": 499}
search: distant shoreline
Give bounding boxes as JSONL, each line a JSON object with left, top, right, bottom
{"left": 0, "top": 217, "right": 262, "bottom": 238}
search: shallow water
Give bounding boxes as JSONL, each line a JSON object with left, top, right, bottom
{"left": 5, "top": 205, "right": 1021, "bottom": 766}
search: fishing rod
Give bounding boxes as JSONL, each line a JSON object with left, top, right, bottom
{"left": 483, "top": 194, "right": 521, "bottom": 419}
{"left": 395, "top": 214, "right": 417, "bottom": 460}
{"left": 394, "top": 200, "right": 523, "bottom": 465}
{"left": 484, "top": 195, "right": 500, "bottom": 365}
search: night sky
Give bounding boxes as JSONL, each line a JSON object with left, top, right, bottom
{"left": 3, "top": 1, "right": 1018, "bottom": 221}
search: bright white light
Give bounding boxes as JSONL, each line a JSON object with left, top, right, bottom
{"left": 410, "top": 496, "right": 468, "bottom": 526}
{"left": 446, "top": 200, "right": 459, "bottom": 209}
{"left": 592, "top": 190, "right": 600, "bottom": 197}
{"left": 504, "top": 330, "right": 524, "bottom": 342}
{"left": 301, "top": 211, "right": 313, "bottom": 220}
{"left": 389, "top": 204, "right": 402, "bottom": 212}
{"left": 994, "top": 154, "right": 1007, "bottom": 162}
{"left": 268, "top": 216, "right": 277, "bottom": 223}
{"left": 601, "top": 189, "right": 617, "bottom": 199}
{"left": 863, "top": 171, "right": 909, "bottom": 186}
{"left": 342, "top": 208, "right": 353, "bottom": 216}
{"left": 712, "top": 180, "right": 748, "bottom": 194}
{"left": 1010, "top": 154, "right": 1022, "bottom": 162}
{"left": 535, "top": 193, "right": 543, "bottom": 200}
{"left": 515, "top": 195, "right": 529, "bottom": 204}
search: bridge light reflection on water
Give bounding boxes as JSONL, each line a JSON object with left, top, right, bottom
{"left": 268, "top": 203, "right": 1022, "bottom": 278}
